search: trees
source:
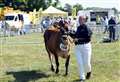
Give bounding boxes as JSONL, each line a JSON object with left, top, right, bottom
{"left": 22, "top": 0, "right": 60, "bottom": 11}
{"left": 52, "top": 0, "right": 59, "bottom": 8}
{"left": 64, "top": 3, "right": 72, "bottom": 15}
{"left": 27, "top": 0, "right": 50, "bottom": 11}
{"left": 73, "top": 3, "right": 83, "bottom": 13}
{"left": 4, "top": 0, "right": 84, "bottom": 13}
{"left": 3, "top": 0, "right": 61, "bottom": 11}
{"left": 63, "top": 3, "right": 83, "bottom": 16}
{"left": 26, "top": 0, "right": 61, "bottom": 11}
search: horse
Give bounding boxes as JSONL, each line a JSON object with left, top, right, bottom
{"left": 44, "top": 22, "right": 72, "bottom": 75}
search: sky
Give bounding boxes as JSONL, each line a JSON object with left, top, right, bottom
{"left": 59, "top": 0, "right": 120, "bottom": 11}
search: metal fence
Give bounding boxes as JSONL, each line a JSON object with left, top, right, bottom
{"left": 0, "top": 24, "right": 120, "bottom": 45}
{"left": 89, "top": 24, "right": 120, "bottom": 38}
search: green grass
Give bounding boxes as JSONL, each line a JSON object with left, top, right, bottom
{"left": 0, "top": 33, "right": 120, "bottom": 82}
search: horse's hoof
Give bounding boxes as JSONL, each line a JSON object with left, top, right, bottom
{"left": 63, "top": 73, "right": 68, "bottom": 76}
{"left": 51, "top": 68, "right": 54, "bottom": 72}
{"left": 51, "top": 67, "right": 55, "bottom": 72}
{"left": 54, "top": 73, "right": 60, "bottom": 76}
{"left": 55, "top": 69, "right": 59, "bottom": 74}
{"left": 55, "top": 71, "right": 59, "bottom": 74}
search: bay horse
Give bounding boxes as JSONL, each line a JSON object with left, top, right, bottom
{"left": 44, "top": 22, "right": 72, "bottom": 75}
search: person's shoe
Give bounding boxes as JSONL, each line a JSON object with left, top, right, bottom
{"left": 86, "top": 72, "right": 91, "bottom": 79}
{"left": 80, "top": 79, "right": 85, "bottom": 82}
{"left": 74, "top": 79, "right": 85, "bottom": 82}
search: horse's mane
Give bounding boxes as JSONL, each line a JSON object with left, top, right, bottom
{"left": 47, "top": 25, "right": 60, "bottom": 32}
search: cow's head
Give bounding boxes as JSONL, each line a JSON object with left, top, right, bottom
{"left": 59, "top": 31, "right": 70, "bottom": 52}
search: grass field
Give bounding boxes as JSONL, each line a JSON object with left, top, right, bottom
{"left": 0, "top": 33, "right": 120, "bottom": 82}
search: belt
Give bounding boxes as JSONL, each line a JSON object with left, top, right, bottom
{"left": 75, "top": 41, "right": 89, "bottom": 45}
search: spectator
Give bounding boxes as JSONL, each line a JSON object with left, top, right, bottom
{"left": 103, "top": 16, "right": 109, "bottom": 33}
{"left": 108, "top": 16, "right": 116, "bottom": 41}
{"left": 96, "top": 15, "right": 101, "bottom": 25}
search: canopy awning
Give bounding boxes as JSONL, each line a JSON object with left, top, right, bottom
{"left": 42, "top": 6, "right": 68, "bottom": 16}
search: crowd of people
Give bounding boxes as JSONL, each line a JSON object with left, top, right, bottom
{"left": 40, "top": 15, "right": 120, "bottom": 42}
{"left": 40, "top": 16, "right": 77, "bottom": 32}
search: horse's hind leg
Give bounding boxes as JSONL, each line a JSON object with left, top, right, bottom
{"left": 54, "top": 55, "right": 59, "bottom": 74}
{"left": 65, "top": 55, "right": 70, "bottom": 76}
{"left": 49, "top": 53, "right": 55, "bottom": 72}
{"left": 46, "top": 47, "right": 55, "bottom": 72}
{"left": 50, "top": 55, "right": 55, "bottom": 72}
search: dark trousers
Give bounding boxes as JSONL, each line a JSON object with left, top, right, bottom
{"left": 109, "top": 27, "right": 115, "bottom": 41}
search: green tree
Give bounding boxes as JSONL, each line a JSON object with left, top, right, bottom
{"left": 52, "top": 0, "right": 59, "bottom": 8}
{"left": 6, "top": 0, "right": 62, "bottom": 11}
{"left": 64, "top": 3, "right": 72, "bottom": 15}
{"left": 27, "top": 0, "right": 52, "bottom": 11}
{"left": 73, "top": 3, "right": 83, "bottom": 13}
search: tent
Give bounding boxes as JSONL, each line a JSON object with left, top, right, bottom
{"left": 42, "top": 6, "right": 68, "bottom": 17}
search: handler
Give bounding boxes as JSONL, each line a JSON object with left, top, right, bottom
{"left": 73, "top": 16, "right": 92, "bottom": 82}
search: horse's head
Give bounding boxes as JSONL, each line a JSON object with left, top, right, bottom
{"left": 59, "top": 29, "right": 70, "bottom": 52}
{"left": 61, "top": 34, "right": 69, "bottom": 45}
{"left": 53, "top": 22, "right": 60, "bottom": 29}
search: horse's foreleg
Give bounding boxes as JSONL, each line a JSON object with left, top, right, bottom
{"left": 54, "top": 55, "right": 59, "bottom": 74}
{"left": 65, "top": 55, "right": 70, "bottom": 76}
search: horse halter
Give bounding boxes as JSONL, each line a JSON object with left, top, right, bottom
{"left": 59, "top": 33, "right": 69, "bottom": 52}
